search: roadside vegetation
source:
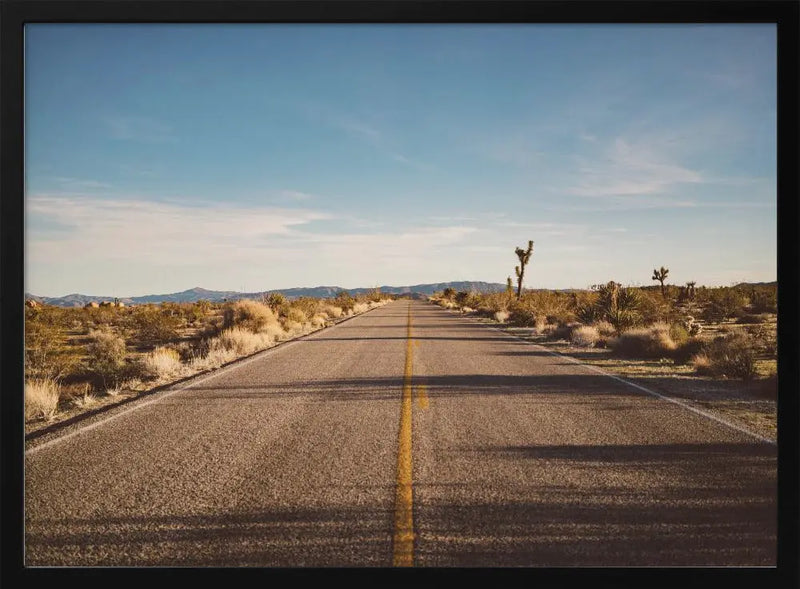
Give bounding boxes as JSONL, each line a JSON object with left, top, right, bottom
{"left": 430, "top": 242, "right": 777, "bottom": 391}
{"left": 24, "top": 289, "right": 391, "bottom": 428}
{"left": 430, "top": 281, "right": 777, "bottom": 384}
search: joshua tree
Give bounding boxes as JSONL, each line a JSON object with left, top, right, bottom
{"left": 685, "top": 281, "right": 696, "bottom": 301}
{"left": 651, "top": 266, "right": 669, "bottom": 298}
{"left": 514, "top": 240, "right": 534, "bottom": 300}
{"left": 505, "top": 276, "right": 514, "bottom": 296}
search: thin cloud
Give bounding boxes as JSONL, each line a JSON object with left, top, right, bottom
{"left": 103, "top": 115, "right": 177, "bottom": 143}
{"left": 570, "top": 138, "right": 703, "bottom": 198}
{"left": 277, "top": 190, "right": 314, "bottom": 201}
{"left": 52, "top": 177, "right": 113, "bottom": 190}
{"left": 26, "top": 194, "right": 332, "bottom": 265}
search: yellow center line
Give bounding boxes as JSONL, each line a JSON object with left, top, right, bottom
{"left": 393, "top": 302, "right": 415, "bottom": 567}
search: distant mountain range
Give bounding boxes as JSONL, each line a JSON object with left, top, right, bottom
{"left": 25, "top": 282, "right": 508, "bottom": 307}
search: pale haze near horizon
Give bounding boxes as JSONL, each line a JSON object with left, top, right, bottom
{"left": 25, "top": 24, "right": 776, "bottom": 298}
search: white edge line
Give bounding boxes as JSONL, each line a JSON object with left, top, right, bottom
{"left": 25, "top": 304, "right": 390, "bottom": 457}
{"left": 447, "top": 307, "right": 776, "bottom": 446}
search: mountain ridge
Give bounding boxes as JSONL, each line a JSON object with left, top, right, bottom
{"left": 25, "top": 281, "right": 508, "bottom": 307}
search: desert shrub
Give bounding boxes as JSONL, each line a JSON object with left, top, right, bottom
{"left": 140, "top": 347, "right": 185, "bottom": 380}
{"left": 609, "top": 322, "right": 677, "bottom": 359}
{"left": 480, "top": 291, "right": 515, "bottom": 314}
{"left": 637, "top": 290, "right": 678, "bottom": 325}
{"left": 570, "top": 325, "right": 599, "bottom": 348}
{"left": 701, "top": 288, "right": 748, "bottom": 323}
{"left": 223, "top": 299, "right": 278, "bottom": 333}
{"left": 366, "top": 288, "right": 383, "bottom": 303}
{"left": 25, "top": 378, "right": 61, "bottom": 421}
{"left": 283, "top": 307, "right": 308, "bottom": 325}
{"left": 508, "top": 303, "right": 544, "bottom": 329}
{"left": 86, "top": 328, "right": 128, "bottom": 386}
{"left": 747, "top": 324, "right": 777, "bottom": 358}
{"left": 322, "top": 304, "right": 343, "bottom": 319}
{"left": 737, "top": 313, "right": 767, "bottom": 324}
{"left": 352, "top": 302, "right": 369, "bottom": 314}
{"left": 669, "top": 323, "right": 690, "bottom": 346}
{"left": 749, "top": 287, "right": 777, "bottom": 313}
{"left": 265, "top": 292, "right": 288, "bottom": 312}
{"left": 130, "top": 305, "right": 180, "bottom": 344}
{"left": 672, "top": 337, "right": 706, "bottom": 365}
{"left": 25, "top": 313, "right": 79, "bottom": 380}
{"left": 693, "top": 332, "right": 758, "bottom": 380}
{"left": 291, "top": 297, "right": 320, "bottom": 317}
{"left": 334, "top": 291, "right": 356, "bottom": 313}
{"left": 548, "top": 322, "right": 583, "bottom": 341}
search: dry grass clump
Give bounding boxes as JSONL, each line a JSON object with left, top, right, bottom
{"left": 609, "top": 322, "right": 677, "bottom": 359}
{"left": 25, "top": 378, "right": 61, "bottom": 421}
{"left": 310, "top": 314, "right": 328, "bottom": 328}
{"left": 691, "top": 353, "right": 713, "bottom": 375}
{"left": 70, "top": 386, "right": 98, "bottom": 409}
{"left": 141, "top": 347, "right": 185, "bottom": 380}
{"left": 321, "top": 304, "right": 343, "bottom": 319}
{"left": 593, "top": 320, "right": 616, "bottom": 337}
{"left": 190, "top": 346, "right": 237, "bottom": 372}
{"left": 570, "top": 325, "right": 600, "bottom": 348}
{"left": 690, "top": 331, "right": 758, "bottom": 380}
{"left": 214, "top": 327, "right": 273, "bottom": 356}
{"left": 494, "top": 310, "right": 510, "bottom": 323}
{"left": 352, "top": 302, "right": 369, "bottom": 314}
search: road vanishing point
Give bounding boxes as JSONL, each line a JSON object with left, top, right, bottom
{"left": 25, "top": 300, "right": 776, "bottom": 567}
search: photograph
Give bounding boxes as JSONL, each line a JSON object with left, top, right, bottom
{"left": 13, "top": 12, "right": 789, "bottom": 572}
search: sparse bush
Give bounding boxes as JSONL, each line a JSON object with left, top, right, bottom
{"left": 609, "top": 322, "right": 677, "bottom": 359}
{"left": 25, "top": 378, "right": 61, "bottom": 421}
{"left": 334, "top": 291, "right": 356, "bottom": 313}
{"left": 25, "top": 309, "right": 79, "bottom": 380}
{"left": 737, "top": 313, "right": 767, "bottom": 324}
{"left": 672, "top": 337, "right": 705, "bottom": 365}
{"left": 669, "top": 323, "right": 690, "bottom": 346}
{"left": 549, "top": 322, "right": 583, "bottom": 341}
{"left": 224, "top": 299, "right": 278, "bottom": 333}
{"left": 130, "top": 305, "right": 180, "bottom": 344}
{"left": 696, "top": 331, "right": 758, "bottom": 380}
{"left": 322, "top": 304, "right": 343, "bottom": 319}
{"left": 701, "top": 288, "right": 748, "bottom": 323}
{"left": 86, "top": 328, "right": 127, "bottom": 386}
{"left": 494, "top": 310, "right": 510, "bottom": 323}
{"left": 265, "top": 292, "right": 288, "bottom": 313}
{"left": 570, "top": 325, "right": 599, "bottom": 348}
{"left": 352, "top": 302, "right": 369, "bottom": 314}
{"left": 749, "top": 286, "right": 777, "bottom": 313}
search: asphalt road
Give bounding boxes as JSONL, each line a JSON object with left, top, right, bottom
{"left": 25, "top": 300, "right": 776, "bottom": 566}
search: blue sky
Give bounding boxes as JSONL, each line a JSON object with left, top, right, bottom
{"left": 25, "top": 24, "right": 776, "bottom": 297}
